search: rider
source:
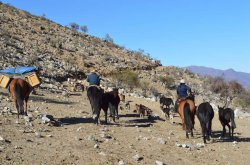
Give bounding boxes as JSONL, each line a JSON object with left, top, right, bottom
{"left": 173, "top": 79, "right": 192, "bottom": 112}
{"left": 86, "top": 68, "right": 101, "bottom": 86}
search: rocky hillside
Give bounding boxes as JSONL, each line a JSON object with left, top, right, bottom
{"left": 0, "top": 2, "right": 160, "bottom": 80}
{"left": 1, "top": 2, "right": 249, "bottom": 113}
{"left": 0, "top": 3, "right": 200, "bottom": 97}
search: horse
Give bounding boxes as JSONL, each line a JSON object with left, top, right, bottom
{"left": 217, "top": 106, "right": 236, "bottom": 138}
{"left": 101, "top": 88, "right": 120, "bottom": 124}
{"left": 87, "top": 86, "right": 120, "bottom": 124}
{"left": 177, "top": 93, "right": 196, "bottom": 138}
{"left": 8, "top": 78, "right": 33, "bottom": 118}
{"left": 159, "top": 96, "right": 174, "bottom": 109}
{"left": 197, "top": 102, "right": 214, "bottom": 143}
{"left": 87, "top": 85, "right": 104, "bottom": 124}
{"left": 110, "top": 88, "right": 120, "bottom": 119}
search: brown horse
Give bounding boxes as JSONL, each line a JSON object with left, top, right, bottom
{"left": 8, "top": 78, "right": 33, "bottom": 118}
{"left": 177, "top": 94, "right": 196, "bottom": 138}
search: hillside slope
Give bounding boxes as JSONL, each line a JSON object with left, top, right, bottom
{"left": 0, "top": 2, "right": 160, "bottom": 80}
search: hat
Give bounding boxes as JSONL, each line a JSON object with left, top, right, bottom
{"left": 180, "top": 79, "right": 185, "bottom": 84}
{"left": 91, "top": 68, "right": 97, "bottom": 72}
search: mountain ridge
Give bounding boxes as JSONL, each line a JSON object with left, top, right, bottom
{"left": 186, "top": 65, "right": 250, "bottom": 89}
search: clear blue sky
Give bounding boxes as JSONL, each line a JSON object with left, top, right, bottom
{"left": 2, "top": 0, "right": 250, "bottom": 73}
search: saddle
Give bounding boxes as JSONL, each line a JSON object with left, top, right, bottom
{"left": 177, "top": 97, "right": 186, "bottom": 104}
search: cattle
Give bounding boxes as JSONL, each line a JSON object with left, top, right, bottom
{"left": 197, "top": 102, "right": 214, "bottom": 143}
{"left": 217, "top": 106, "right": 236, "bottom": 138}
{"left": 159, "top": 96, "right": 174, "bottom": 109}
{"left": 161, "top": 107, "right": 171, "bottom": 119}
{"left": 135, "top": 104, "right": 152, "bottom": 118}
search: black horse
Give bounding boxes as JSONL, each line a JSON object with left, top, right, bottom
{"left": 217, "top": 106, "right": 236, "bottom": 138}
{"left": 87, "top": 86, "right": 104, "bottom": 124}
{"left": 197, "top": 102, "right": 214, "bottom": 143}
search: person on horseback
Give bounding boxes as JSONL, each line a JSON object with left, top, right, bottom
{"left": 86, "top": 69, "right": 101, "bottom": 86}
{"left": 173, "top": 79, "right": 192, "bottom": 112}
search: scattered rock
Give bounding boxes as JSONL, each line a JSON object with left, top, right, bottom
{"left": 94, "top": 144, "right": 99, "bottom": 149}
{"left": 132, "top": 154, "right": 143, "bottom": 161}
{"left": 157, "top": 138, "right": 166, "bottom": 144}
{"left": 155, "top": 160, "right": 165, "bottom": 165}
{"left": 118, "top": 160, "right": 125, "bottom": 165}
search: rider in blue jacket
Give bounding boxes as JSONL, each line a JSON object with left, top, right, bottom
{"left": 174, "top": 79, "right": 192, "bottom": 112}
{"left": 86, "top": 69, "right": 101, "bottom": 86}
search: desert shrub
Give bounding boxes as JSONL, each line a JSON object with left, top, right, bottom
{"left": 208, "top": 77, "right": 229, "bottom": 97}
{"left": 110, "top": 69, "right": 139, "bottom": 89}
{"left": 69, "top": 22, "right": 79, "bottom": 31}
{"left": 104, "top": 33, "right": 113, "bottom": 43}
{"left": 228, "top": 80, "right": 244, "bottom": 96}
{"left": 159, "top": 76, "right": 175, "bottom": 89}
{"left": 149, "top": 87, "right": 159, "bottom": 97}
{"left": 80, "top": 25, "right": 88, "bottom": 33}
{"left": 140, "top": 80, "right": 150, "bottom": 92}
{"left": 233, "top": 89, "right": 250, "bottom": 110}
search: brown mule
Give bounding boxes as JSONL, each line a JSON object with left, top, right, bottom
{"left": 9, "top": 78, "right": 33, "bottom": 118}
{"left": 177, "top": 99, "right": 196, "bottom": 138}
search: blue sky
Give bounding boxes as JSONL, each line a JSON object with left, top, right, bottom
{"left": 2, "top": 0, "right": 250, "bottom": 73}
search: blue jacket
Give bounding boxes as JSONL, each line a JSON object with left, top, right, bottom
{"left": 177, "top": 83, "right": 191, "bottom": 98}
{"left": 87, "top": 72, "right": 101, "bottom": 86}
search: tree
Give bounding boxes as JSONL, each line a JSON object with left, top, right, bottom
{"left": 69, "top": 22, "right": 79, "bottom": 31}
{"left": 104, "top": 33, "right": 113, "bottom": 43}
{"left": 80, "top": 25, "right": 88, "bottom": 33}
{"left": 227, "top": 80, "right": 244, "bottom": 98}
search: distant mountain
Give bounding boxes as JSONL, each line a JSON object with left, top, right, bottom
{"left": 186, "top": 66, "right": 250, "bottom": 89}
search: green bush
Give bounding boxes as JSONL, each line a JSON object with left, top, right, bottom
{"left": 159, "top": 76, "right": 175, "bottom": 89}
{"left": 110, "top": 69, "right": 139, "bottom": 89}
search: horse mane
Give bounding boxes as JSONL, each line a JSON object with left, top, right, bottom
{"left": 186, "top": 92, "right": 195, "bottom": 102}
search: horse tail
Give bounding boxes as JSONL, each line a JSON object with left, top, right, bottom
{"left": 184, "top": 102, "right": 193, "bottom": 130}
{"left": 231, "top": 111, "right": 236, "bottom": 129}
{"left": 14, "top": 83, "right": 24, "bottom": 114}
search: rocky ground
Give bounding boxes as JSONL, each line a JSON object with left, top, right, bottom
{"left": 0, "top": 87, "right": 250, "bottom": 165}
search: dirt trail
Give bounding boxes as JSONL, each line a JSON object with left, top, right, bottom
{"left": 0, "top": 88, "right": 249, "bottom": 165}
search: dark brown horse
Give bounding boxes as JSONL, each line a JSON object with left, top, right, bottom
{"left": 177, "top": 94, "right": 196, "bottom": 138}
{"left": 101, "top": 88, "right": 120, "bottom": 124}
{"left": 87, "top": 85, "right": 104, "bottom": 124}
{"left": 87, "top": 86, "right": 120, "bottom": 124}
{"left": 8, "top": 78, "right": 33, "bottom": 118}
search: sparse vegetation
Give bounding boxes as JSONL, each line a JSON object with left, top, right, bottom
{"left": 159, "top": 75, "right": 175, "bottom": 89}
{"left": 80, "top": 25, "right": 88, "bottom": 33}
{"left": 69, "top": 22, "right": 79, "bottom": 31}
{"left": 104, "top": 33, "right": 113, "bottom": 43}
{"left": 110, "top": 69, "right": 139, "bottom": 89}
